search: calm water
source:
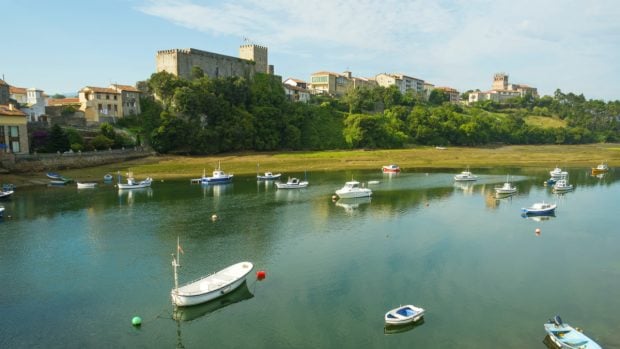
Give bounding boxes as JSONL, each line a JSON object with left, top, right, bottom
{"left": 1, "top": 167, "right": 619, "bottom": 348}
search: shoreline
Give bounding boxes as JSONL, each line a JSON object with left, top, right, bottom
{"left": 3, "top": 144, "right": 619, "bottom": 187}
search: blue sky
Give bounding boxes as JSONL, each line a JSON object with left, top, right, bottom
{"left": 2, "top": 0, "right": 619, "bottom": 100}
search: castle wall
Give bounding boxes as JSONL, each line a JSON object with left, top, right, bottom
{"left": 156, "top": 48, "right": 257, "bottom": 80}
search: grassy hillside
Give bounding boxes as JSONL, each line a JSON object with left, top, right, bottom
{"left": 524, "top": 115, "right": 567, "bottom": 128}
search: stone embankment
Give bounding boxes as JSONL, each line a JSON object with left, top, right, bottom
{"left": 0, "top": 147, "right": 154, "bottom": 174}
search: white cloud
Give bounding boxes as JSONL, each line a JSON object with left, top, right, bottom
{"left": 138, "top": 0, "right": 620, "bottom": 99}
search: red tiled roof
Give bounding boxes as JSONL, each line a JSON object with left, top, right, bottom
{"left": 9, "top": 86, "right": 27, "bottom": 94}
{"left": 0, "top": 79, "right": 8, "bottom": 86}
{"left": 110, "top": 84, "right": 141, "bottom": 92}
{"left": 0, "top": 104, "right": 27, "bottom": 116}
{"left": 81, "top": 86, "right": 119, "bottom": 94}
{"left": 47, "top": 98, "right": 80, "bottom": 106}
{"left": 283, "top": 84, "right": 309, "bottom": 92}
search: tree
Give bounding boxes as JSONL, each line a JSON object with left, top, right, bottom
{"left": 428, "top": 89, "right": 450, "bottom": 106}
{"left": 191, "top": 66, "right": 204, "bottom": 80}
{"left": 47, "top": 124, "right": 70, "bottom": 152}
{"left": 51, "top": 94, "right": 66, "bottom": 99}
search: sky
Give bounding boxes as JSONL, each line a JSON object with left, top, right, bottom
{"left": 1, "top": 0, "right": 619, "bottom": 100}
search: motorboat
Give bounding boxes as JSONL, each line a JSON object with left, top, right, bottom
{"left": 335, "top": 180, "right": 372, "bottom": 199}
{"left": 77, "top": 182, "right": 97, "bottom": 189}
{"left": 522, "top": 202, "right": 556, "bottom": 215}
{"left": 384, "top": 304, "right": 425, "bottom": 325}
{"left": 117, "top": 174, "right": 152, "bottom": 189}
{"left": 495, "top": 177, "right": 517, "bottom": 195}
{"left": 0, "top": 189, "right": 14, "bottom": 199}
{"left": 544, "top": 315, "right": 601, "bottom": 349}
{"left": 171, "top": 239, "right": 254, "bottom": 307}
{"left": 382, "top": 164, "right": 401, "bottom": 173}
{"left": 591, "top": 162, "right": 609, "bottom": 174}
{"left": 257, "top": 172, "right": 282, "bottom": 181}
{"left": 552, "top": 178, "right": 574, "bottom": 193}
{"left": 549, "top": 166, "right": 568, "bottom": 178}
{"left": 454, "top": 168, "right": 477, "bottom": 181}
{"left": 275, "top": 177, "right": 308, "bottom": 189}
{"left": 199, "top": 164, "right": 234, "bottom": 185}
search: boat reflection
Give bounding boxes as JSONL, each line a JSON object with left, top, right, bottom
{"left": 172, "top": 281, "right": 254, "bottom": 322}
{"left": 201, "top": 183, "right": 232, "bottom": 197}
{"left": 117, "top": 187, "right": 153, "bottom": 205}
{"left": 521, "top": 213, "right": 556, "bottom": 221}
{"left": 384, "top": 318, "right": 425, "bottom": 335}
{"left": 335, "top": 197, "right": 371, "bottom": 214}
{"left": 454, "top": 181, "right": 475, "bottom": 194}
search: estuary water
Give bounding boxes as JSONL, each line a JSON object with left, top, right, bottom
{"left": 1, "top": 167, "right": 619, "bottom": 348}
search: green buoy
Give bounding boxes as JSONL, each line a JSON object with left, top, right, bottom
{"left": 132, "top": 316, "right": 142, "bottom": 326}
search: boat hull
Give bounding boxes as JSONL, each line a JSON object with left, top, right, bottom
{"left": 77, "top": 182, "right": 97, "bottom": 189}
{"left": 257, "top": 173, "right": 281, "bottom": 180}
{"left": 544, "top": 322, "right": 601, "bottom": 349}
{"left": 118, "top": 183, "right": 151, "bottom": 189}
{"left": 0, "top": 190, "right": 14, "bottom": 199}
{"left": 171, "top": 262, "right": 254, "bottom": 307}
{"left": 385, "top": 305, "right": 425, "bottom": 325}
{"left": 335, "top": 190, "right": 372, "bottom": 199}
{"left": 201, "top": 177, "right": 233, "bottom": 185}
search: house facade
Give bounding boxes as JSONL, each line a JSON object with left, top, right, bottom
{"left": 110, "top": 84, "right": 141, "bottom": 116}
{"left": 470, "top": 73, "right": 538, "bottom": 104}
{"left": 310, "top": 71, "right": 376, "bottom": 96}
{"left": 435, "top": 87, "right": 460, "bottom": 103}
{"left": 78, "top": 84, "right": 141, "bottom": 123}
{"left": 283, "top": 84, "right": 311, "bottom": 103}
{"left": 0, "top": 103, "right": 29, "bottom": 154}
{"left": 375, "top": 73, "right": 425, "bottom": 95}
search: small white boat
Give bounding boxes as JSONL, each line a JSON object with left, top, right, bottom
{"left": 385, "top": 304, "right": 425, "bottom": 325}
{"left": 0, "top": 189, "right": 14, "bottom": 199}
{"left": 522, "top": 202, "right": 556, "bottom": 215}
{"left": 77, "top": 182, "right": 97, "bottom": 189}
{"left": 544, "top": 315, "right": 601, "bottom": 349}
{"left": 367, "top": 180, "right": 380, "bottom": 185}
{"left": 552, "top": 178, "right": 574, "bottom": 193}
{"left": 454, "top": 168, "right": 477, "bottom": 181}
{"left": 117, "top": 173, "right": 152, "bottom": 189}
{"left": 257, "top": 172, "right": 281, "bottom": 181}
{"left": 103, "top": 173, "right": 113, "bottom": 182}
{"left": 0, "top": 205, "right": 4, "bottom": 217}
{"left": 550, "top": 166, "right": 568, "bottom": 178}
{"left": 495, "top": 176, "right": 517, "bottom": 195}
{"left": 335, "top": 180, "right": 372, "bottom": 199}
{"left": 275, "top": 177, "right": 308, "bottom": 189}
{"left": 171, "top": 239, "right": 254, "bottom": 307}
{"left": 591, "top": 162, "right": 609, "bottom": 174}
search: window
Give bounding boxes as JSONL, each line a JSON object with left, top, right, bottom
{"left": 98, "top": 103, "right": 103, "bottom": 112}
{"left": 9, "top": 126, "right": 19, "bottom": 137}
{"left": 106, "top": 95, "right": 110, "bottom": 100}
{"left": 114, "top": 95, "right": 117, "bottom": 100}
{"left": 8, "top": 126, "right": 20, "bottom": 153}
{"left": 114, "top": 105, "right": 118, "bottom": 112}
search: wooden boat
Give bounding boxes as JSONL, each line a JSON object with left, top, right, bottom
{"left": 552, "top": 178, "right": 574, "bottom": 193}
{"left": 591, "top": 162, "right": 609, "bottom": 174}
{"left": 171, "top": 239, "right": 253, "bottom": 307}
{"left": 275, "top": 177, "right": 308, "bottom": 189}
{"left": 77, "top": 182, "right": 97, "bottom": 189}
{"left": 454, "top": 167, "right": 477, "bottom": 181}
{"left": 257, "top": 172, "right": 281, "bottom": 181}
{"left": 335, "top": 180, "right": 372, "bottom": 199}
{"left": 544, "top": 315, "right": 601, "bottom": 349}
{"left": 117, "top": 173, "right": 152, "bottom": 189}
{"left": 382, "top": 164, "right": 401, "bottom": 173}
{"left": 384, "top": 304, "right": 425, "bottom": 325}
{"left": 522, "top": 202, "right": 556, "bottom": 215}
{"left": 172, "top": 281, "right": 254, "bottom": 321}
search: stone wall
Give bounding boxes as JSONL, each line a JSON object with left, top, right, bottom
{"left": 1, "top": 147, "right": 154, "bottom": 173}
{"left": 156, "top": 48, "right": 256, "bottom": 80}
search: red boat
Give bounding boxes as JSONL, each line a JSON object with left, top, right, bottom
{"left": 382, "top": 164, "right": 401, "bottom": 173}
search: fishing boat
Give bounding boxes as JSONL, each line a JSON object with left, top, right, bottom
{"left": 117, "top": 172, "right": 152, "bottom": 189}
{"left": 77, "top": 182, "right": 97, "bottom": 189}
{"left": 335, "top": 180, "right": 372, "bottom": 199}
{"left": 522, "top": 202, "right": 556, "bottom": 215}
{"left": 200, "top": 163, "right": 234, "bottom": 185}
{"left": 591, "top": 162, "right": 609, "bottom": 174}
{"left": 382, "top": 164, "right": 401, "bottom": 173}
{"left": 495, "top": 176, "right": 517, "bottom": 195}
{"left": 384, "top": 304, "right": 425, "bottom": 325}
{"left": 549, "top": 166, "right": 568, "bottom": 178}
{"left": 171, "top": 238, "right": 254, "bottom": 307}
{"left": 552, "top": 178, "right": 574, "bottom": 193}
{"left": 544, "top": 315, "right": 601, "bottom": 349}
{"left": 257, "top": 172, "right": 282, "bottom": 181}
{"left": 454, "top": 167, "right": 477, "bottom": 181}
{"left": 275, "top": 177, "right": 308, "bottom": 189}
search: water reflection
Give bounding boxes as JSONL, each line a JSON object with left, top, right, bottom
{"left": 454, "top": 181, "right": 475, "bottom": 194}
{"left": 521, "top": 213, "right": 556, "bottom": 221}
{"left": 383, "top": 318, "right": 425, "bottom": 335}
{"left": 334, "top": 197, "right": 371, "bottom": 214}
{"left": 201, "top": 183, "right": 232, "bottom": 197}
{"left": 117, "top": 187, "right": 153, "bottom": 205}
{"left": 172, "top": 281, "right": 254, "bottom": 322}
{"left": 274, "top": 188, "right": 307, "bottom": 202}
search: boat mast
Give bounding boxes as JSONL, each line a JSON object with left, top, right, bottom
{"left": 172, "top": 237, "right": 180, "bottom": 294}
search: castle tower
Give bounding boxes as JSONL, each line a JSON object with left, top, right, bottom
{"left": 492, "top": 73, "right": 509, "bottom": 91}
{"left": 239, "top": 44, "right": 269, "bottom": 74}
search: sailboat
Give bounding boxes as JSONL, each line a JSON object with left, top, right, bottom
{"left": 171, "top": 238, "right": 253, "bottom": 307}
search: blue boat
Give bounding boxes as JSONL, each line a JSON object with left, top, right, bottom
{"left": 199, "top": 163, "right": 233, "bottom": 185}
{"left": 522, "top": 202, "right": 556, "bottom": 215}
{"left": 46, "top": 172, "right": 62, "bottom": 180}
{"left": 544, "top": 315, "right": 601, "bottom": 349}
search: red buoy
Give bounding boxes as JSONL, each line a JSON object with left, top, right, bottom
{"left": 256, "top": 270, "right": 266, "bottom": 280}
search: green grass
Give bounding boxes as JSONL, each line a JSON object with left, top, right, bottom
{"left": 524, "top": 115, "right": 567, "bottom": 128}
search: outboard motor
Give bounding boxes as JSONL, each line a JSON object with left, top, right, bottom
{"left": 553, "top": 315, "right": 563, "bottom": 326}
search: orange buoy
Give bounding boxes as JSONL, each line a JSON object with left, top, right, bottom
{"left": 256, "top": 270, "right": 266, "bottom": 280}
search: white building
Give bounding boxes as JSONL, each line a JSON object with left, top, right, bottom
{"left": 375, "top": 73, "right": 425, "bottom": 95}
{"left": 11, "top": 86, "right": 47, "bottom": 122}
